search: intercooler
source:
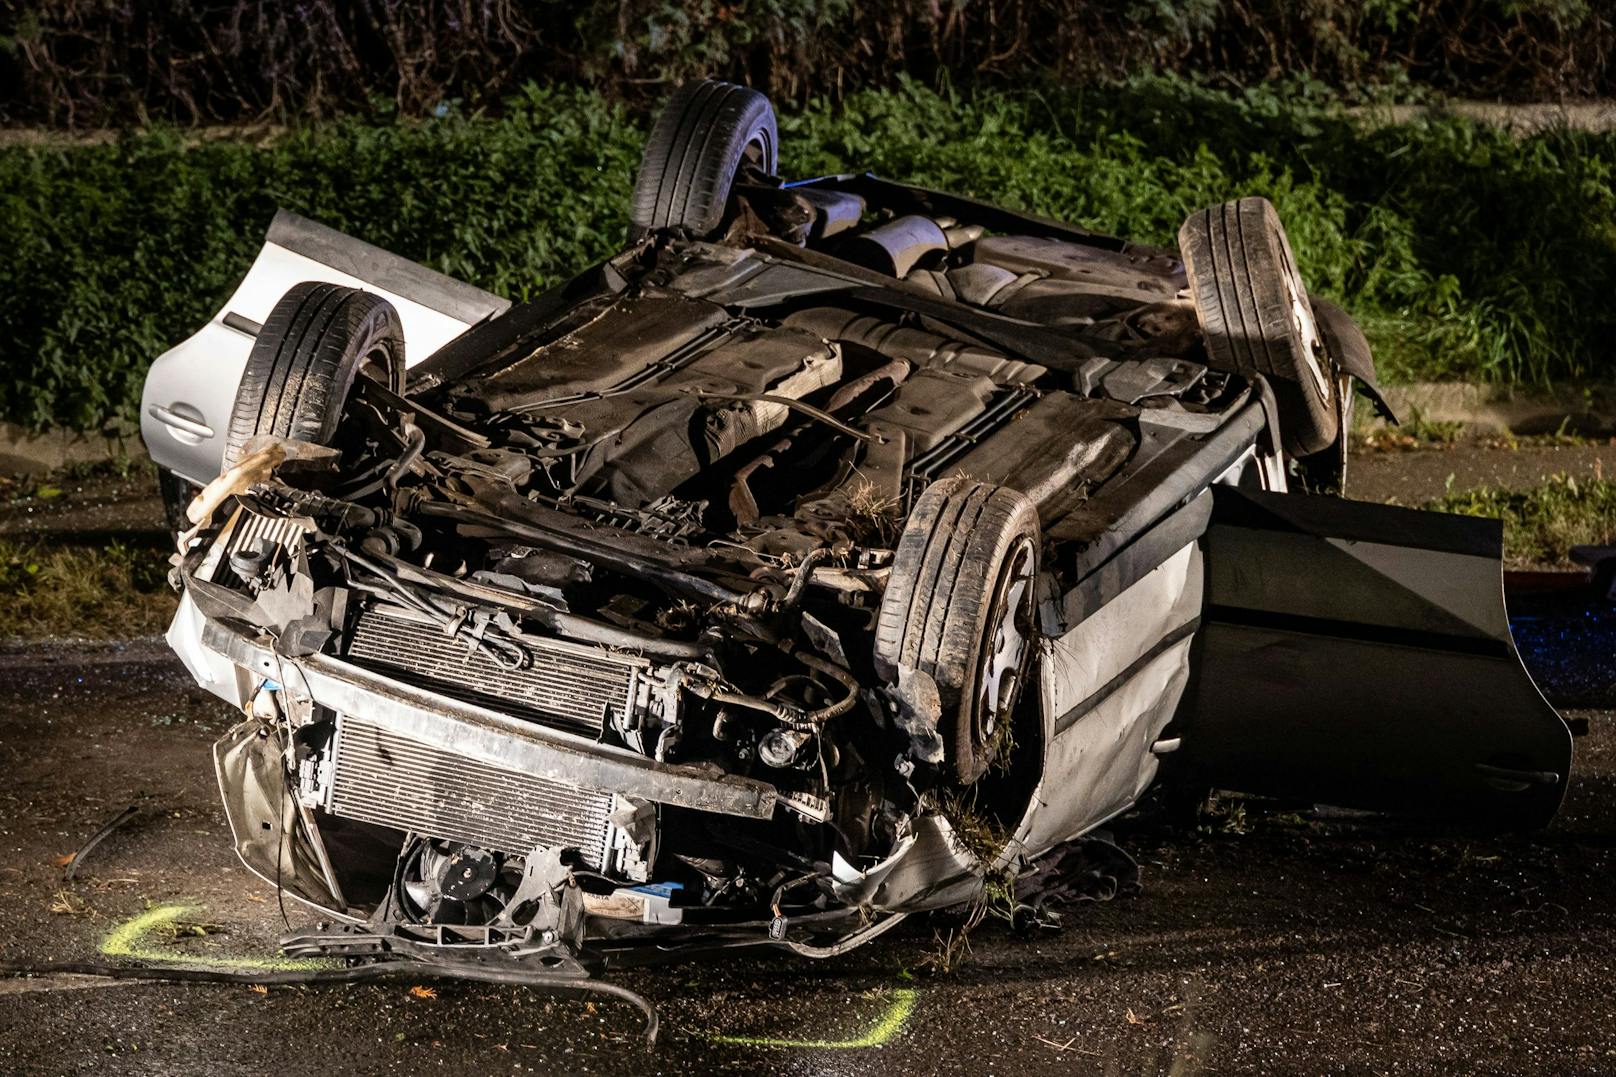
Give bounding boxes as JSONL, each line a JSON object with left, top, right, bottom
{"left": 341, "top": 604, "right": 659, "bottom": 737}
{"left": 325, "top": 714, "right": 618, "bottom": 868}
{"left": 319, "top": 604, "right": 674, "bottom": 870}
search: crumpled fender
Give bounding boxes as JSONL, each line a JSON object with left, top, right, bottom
{"left": 1313, "top": 296, "right": 1398, "bottom": 423}
{"left": 213, "top": 717, "right": 347, "bottom": 917}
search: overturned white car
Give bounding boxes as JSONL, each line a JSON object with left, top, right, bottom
{"left": 142, "top": 80, "right": 1570, "bottom": 982}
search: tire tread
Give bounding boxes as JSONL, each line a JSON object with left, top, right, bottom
{"left": 874, "top": 480, "right": 1040, "bottom": 784}
{"left": 222, "top": 282, "right": 403, "bottom": 468}
{"left": 1178, "top": 196, "right": 1338, "bottom": 456}
{"left": 629, "top": 79, "right": 777, "bottom": 238}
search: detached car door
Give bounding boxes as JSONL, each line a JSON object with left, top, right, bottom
{"left": 1167, "top": 487, "right": 1572, "bottom": 829}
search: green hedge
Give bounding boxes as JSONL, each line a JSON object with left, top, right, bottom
{"left": 2, "top": 81, "right": 1613, "bottom": 432}
{"left": 0, "top": 87, "right": 642, "bottom": 431}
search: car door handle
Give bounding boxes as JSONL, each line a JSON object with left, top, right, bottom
{"left": 147, "top": 404, "right": 214, "bottom": 440}
{"left": 1474, "top": 762, "right": 1560, "bottom": 790}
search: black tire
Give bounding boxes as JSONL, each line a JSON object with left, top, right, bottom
{"left": 629, "top": 79, "right": 778, "bottom": 241}
{"left": 875, "top": 478, "right": 1040, "bottom": 785}
{"left": 222, "top": 282, "right": 404, "bottom": 469}
{"left": 1179, "top": 197, "right": 1338, "bottom": 457}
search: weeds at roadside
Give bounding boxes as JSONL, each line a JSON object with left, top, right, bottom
{"left": 0, "top": 536, "right": 174, "bottom": 638}
{"left": 1426, "top": 471, "right": 1616, "bottom": 568}
{"left": 1354, "top": 409, "right": 1468, "bottom": 453}
{"left": 1195, "top": 795, "right": 1251, "bottom": 837}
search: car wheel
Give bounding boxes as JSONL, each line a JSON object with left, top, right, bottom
{"left": 222, "top": 282, "right": 405, "bottom": 469}
{"left": 1178, "top": 197, "right": 1339, "bottom": 457}
{"left": 875, "top": 478, "right": 1040, "bottom": 785}
{"left": 629, "top": 78, "right": 778, "bottom": 241}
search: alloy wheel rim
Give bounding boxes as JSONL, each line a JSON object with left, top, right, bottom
{"left": 976, "top": 536, "right": 1037, "bottom": 750}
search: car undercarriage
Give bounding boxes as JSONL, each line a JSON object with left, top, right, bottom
{"left": 142, "top": 80, "right": 1571, "bottom": 992}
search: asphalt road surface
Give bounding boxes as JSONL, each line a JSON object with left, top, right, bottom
{"left": 0, "top": 605, "right": 1612, "bottom": 1075}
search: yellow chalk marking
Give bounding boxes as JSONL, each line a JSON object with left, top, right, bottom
{"left": 707, "top": 986, "right": 919, "bottom": 1049}
{"left": 101, "top": 903, "right": 333, "bottom": 971}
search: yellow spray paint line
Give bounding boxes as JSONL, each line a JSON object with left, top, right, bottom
{"left": 100, "top": 903, "right": 334, "bottom": 972}
{"left": 706, "top": 986, "right": 919, "bottom": 1049}
{"left": 106, "top": 903, "right": 916, "bottom": 1040}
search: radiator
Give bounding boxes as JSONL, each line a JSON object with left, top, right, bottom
{"left": 342, "top": 604, "right": 653, "bottom": 736}
{"left": 326, "top": 714, "right": 617, "bottom": 867}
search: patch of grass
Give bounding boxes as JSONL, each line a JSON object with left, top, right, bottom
{"left": 1355, "top": 409, "right": 1468, "bottom": 453}
{"left": 0, "top": 537, "right": 175, "bottom": 638}
{"left": 1426, "top": 472, "right": 1616, "bottom": 568}
{"left": 1195, "top": 793, "right": 1252, "bottom": 836}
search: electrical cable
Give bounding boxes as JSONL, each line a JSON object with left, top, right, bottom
{"left": 63, "top": 805, "right": 138, "bottom": 882}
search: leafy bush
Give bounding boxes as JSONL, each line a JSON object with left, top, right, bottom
{"left": 802, "top": 77, "right": 1616, "bottom": 386}
{"left": 0, "top": 87, "right": 641, "bottom": 430}
{"left": 1427, "top": 473, "right": 1616, "bottom": 567}
{"left": 1, "top": 80, "right": 1612, "bottom": 431}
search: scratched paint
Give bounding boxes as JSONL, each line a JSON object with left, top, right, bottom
{"left": 706, "top": 987, "right": 919, "bottom": 1049}
{"left": 101, "top": 903, "right": 334, "bottom": 972}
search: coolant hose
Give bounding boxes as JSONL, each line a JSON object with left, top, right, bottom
{"left": 778, "top": 548, "right": 832, "bottom": 612}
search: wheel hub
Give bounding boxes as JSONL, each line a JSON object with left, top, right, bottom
{"left": 976, "top": 537, "right": 1037, "bottom": 752}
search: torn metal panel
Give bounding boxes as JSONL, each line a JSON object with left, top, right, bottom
{"left": 1169, "top": 487, "right": 1571, "bottom": 828}
{"left": 1018, "top": 542, "right": 1203, "bottom": 858}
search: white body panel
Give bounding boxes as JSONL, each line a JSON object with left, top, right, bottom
{"left": 141, "top": 211, "right": 508, "bottom": 485}
{"left": 166, "top": 591, "right": 255, "bottom": 709}
{"left": 1013, "top": 541, "right": 1203, "bottom": 860}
